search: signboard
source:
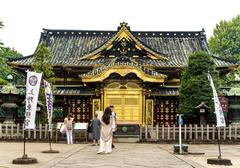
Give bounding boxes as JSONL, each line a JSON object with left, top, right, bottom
{"left": 178, "top": 115, "right": 183, "bottom": 125}
{"left": 25, "top": 71, "right": 42, "bottom": 129}
{"left": 43, "top": 80, "right": 53, "bottom": 131}
{"left": 74, "top": 123, "right": 88, "bottom": 130}
{"left": 208, "top": 73, "right": 226, "bottom": 127}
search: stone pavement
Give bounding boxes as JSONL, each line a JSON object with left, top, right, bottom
{"left": 0, "top": 142, "right": 239, "bottom": 168}
{"left": 160, "top": 144, "right": 240, "bottom": 168}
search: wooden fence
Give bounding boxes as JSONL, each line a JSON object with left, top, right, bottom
{"left": 0, "top": 123, "right": 87, "bottom": 142}
{"left": 143, "top": 124, "right": 240, "bottom": 141}
{"left": 0, "top": 123, "right": 240, "bottom": 142}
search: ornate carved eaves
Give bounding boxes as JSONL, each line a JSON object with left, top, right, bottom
{"left": 80, "top": 65, "right": 166, "bottom": 83}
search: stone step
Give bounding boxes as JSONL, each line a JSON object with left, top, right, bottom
{"left": 115, "top": 137, "right": 140, "bottom": 143}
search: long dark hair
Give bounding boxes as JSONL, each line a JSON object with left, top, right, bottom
{"left": 102, "top": 107, "right": 112, "bottom": 125}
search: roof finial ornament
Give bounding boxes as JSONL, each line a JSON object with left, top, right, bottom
{"left": 118, "top": 21, "right": 130, "bottom": 30}
{"left": 120, "top": 22, "right": 128, "bottom": 27}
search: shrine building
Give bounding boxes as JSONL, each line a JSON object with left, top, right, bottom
{"left": 8, "top": 22, "right": 234, "bottom": 126}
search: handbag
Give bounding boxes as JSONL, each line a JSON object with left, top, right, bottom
{"left": 87, "top": 121, "right": 92, "bottom": 133}
{"left": 60, "top": 124, "right": 66, "bottom": 134}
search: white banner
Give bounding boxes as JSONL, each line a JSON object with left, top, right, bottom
{"left": 25, "top": 71, "right": 42, "bottom": 129}
{"left": 43, "top": 80, "right": 53, "bottom": 131}
{"left": 208, "top": 73, "right": 226, "bottom": 127}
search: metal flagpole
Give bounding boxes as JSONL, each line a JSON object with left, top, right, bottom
{"left": 207, "top": 72, "right": 231, "bottom": 165}
{"left": 217, "top": 134, "right": 222, "bottom": 159}
{"left": 48, "top": 125, "right": 52, "bottom": 151}
{"left": 23, "top": 128, "right": 26, "bottom": 158}
{"left": 13, "top": 125, "right": 37, "bottom": 164}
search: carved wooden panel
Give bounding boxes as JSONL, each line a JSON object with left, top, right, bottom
{"left": 92, "top": 99, "right": 100, "bottom": 118}
{"left": 146, "top": 99, "right": 153, "bottom": 125}
{"left": 65, "top": 96, "right": 91, "bottom": 123}
{"left": 154, "top": 97, "right": 178, "bottom": 126}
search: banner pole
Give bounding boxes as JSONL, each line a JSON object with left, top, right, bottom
{"left": 217, "top": 127, "right": 222, "bottom": 159}
{"left": 48, "top": 127, "right": 52, "bottom": 151}
{"left": 13, "top": 126, "right": 37, "bottom": 164}
{"left": 42, "top": 124, "right": 59, "bottom": 153}
{"left": 23, "top": 128, "right": 26, "bottom": 158}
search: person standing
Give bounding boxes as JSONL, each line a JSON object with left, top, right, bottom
{"left": 110, "top": 105, "right": 117, "bottom": 148}
{"left": 64, "top": 113, "right": 74, "bottom": 144}
{"left": 91, "top": 113, "right": 100, "bottom": 145}
{"left": 97, "top": 107, "right": 113, "bottom": 154}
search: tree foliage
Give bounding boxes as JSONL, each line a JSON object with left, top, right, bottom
{"left": 179, "top": 51, "right": 218, "bottom": 122}
{"left": 222, "top": 66, "right": 240, "bottom": 87}
{"left": 0, "top": 21, "right": 3, "bottom": 28}
{"left": 0, "top": 21, "right": 23, "bottom": 84}
{"left": 0, "top": 47, "right": 23, "bottom": 84}
{"left": 32, "top": 42, "right": 54, "bottom": 78}
{"left": 0, "top": 21, "right": 3, "bottom": 46}
{"left": 208, "top": 15, "right": 240, "bottom": 63}
{"left": 32, "top": 42, "right": 55, "bottom": 123}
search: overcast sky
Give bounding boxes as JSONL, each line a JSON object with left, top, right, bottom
{"left": 0, "top": 0, "right": 239, "bottom": 56}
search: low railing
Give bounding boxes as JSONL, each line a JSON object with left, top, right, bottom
{"left": 0, "top": 123, "right": 240, "bottom": 142}
{"left": 0, "top": 123, "right": 88, "bottom": 142}
{"left": 143, "top": 124, "right": 240, "bottom": 142}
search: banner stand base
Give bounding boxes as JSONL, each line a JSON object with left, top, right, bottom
{"left": 12, "top": 155, "right": 37, "bottom": 164}
{"left": 42, "top": 149, "right": 59, "bottom": 153}
{"left": 207, "top": 158, "right": 232, "bottom": 165}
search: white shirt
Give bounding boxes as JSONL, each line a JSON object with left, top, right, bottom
{"left": 112, "top": 112, "right": 117, "bottom": 130}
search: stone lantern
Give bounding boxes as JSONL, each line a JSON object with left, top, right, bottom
{"left": 0, "top": 75, "right": 19, "bottom": 124}
{"left": 195, "top": 102, "right": 209, "bottom": 125}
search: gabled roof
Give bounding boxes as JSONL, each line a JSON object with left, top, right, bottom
{"left": 8, "top": 22, "right": 235, "bottom": 68}
{"left": 79, "top": 22, "right": 168, "bottom": 60}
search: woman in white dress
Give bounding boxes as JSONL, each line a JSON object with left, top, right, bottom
{"left": 64, "top": 113, "right": 74, "bottom": 144}
{"left": 97, "top": 107, "right": 113, "bottom": 154}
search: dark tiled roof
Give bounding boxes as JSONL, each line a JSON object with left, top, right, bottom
{"left": 150, "top": 88, "right": 179, "bottom": 95}
{"left": 8, "top": 25, "right": 234, "bottom": 68}
{"left": 54, "top": 87, "right": 95, "bottom": 95}
{"left": 10, "top": 57, "right": 112, "bottom": 67}
{"left": 0, "top": 85, "right": 95, "bottom": 96}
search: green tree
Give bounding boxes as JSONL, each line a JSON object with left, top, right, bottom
{"left": 0, "top": 47, "right": 23, "bottom": 84}
{"left": 208, "top": 15, "right": 240, "bottom": 63}
{"left": 179, "top": 51, "right": 217, "bottom": 123}
{"left": 0, "top": 21, "right": 23, "bottom": 84}
{"left": 0, "top": 21, "right": 4, "bottom": 46}
{"left": 0, "top": 21, "right": 3, "bottom": 28}
{"left": 32, "top": 42, "right": 55, "bottom": 123}
{"left": 32, "top": 42, "right": 54, "bottom": 78}
{"left": 222, "top": 66, "right": 240, "bottom": 87}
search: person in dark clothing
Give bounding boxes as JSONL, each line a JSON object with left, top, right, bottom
{"left": 91, "top": 113, "right": 100, "bottom": 145}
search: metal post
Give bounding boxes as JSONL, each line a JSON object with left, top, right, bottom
{"left": 217, "top": 126, "right": 222, "bottom": 159}
{"left": 48, "top": 131, "right": 52, "bottom": 151}
{"left": 23, "top": 129, "right": 27, "bottom": 158}
{"left": 178, "top": 114, "right": 183, "bottom": 154}
{"left": 179, "top": 124, "right": 182, "bottom": 154}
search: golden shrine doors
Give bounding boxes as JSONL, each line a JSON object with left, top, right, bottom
{"left": 104, "top": 83, "right": 142, "bottom": 124}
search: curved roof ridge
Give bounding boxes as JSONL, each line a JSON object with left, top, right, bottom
{"left": 8, "top": 55, "right": 33, "bottom": 62}
{"left": 211, "top": 54, "right": 237, "bottom": 64}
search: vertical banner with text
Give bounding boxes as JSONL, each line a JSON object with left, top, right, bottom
{"left": 208, "top": 73, "right": 226, "bottom": 127}
{"left": 25, "top": 71, "right": 42, "bottom": 129}
{"left": 43, "top": 80, "right": 53, "bottom": 131}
